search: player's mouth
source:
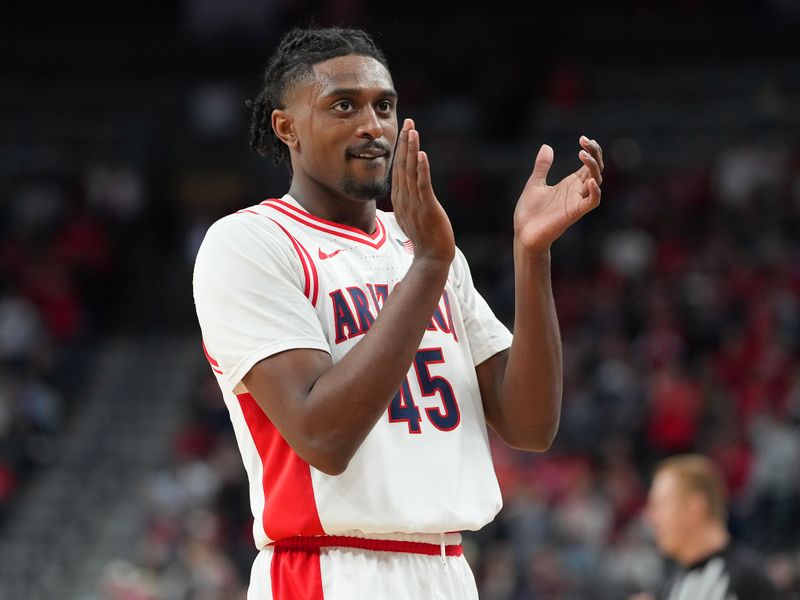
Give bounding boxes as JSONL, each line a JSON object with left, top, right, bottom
{"left": 347, "top": 144, "right": 390, "bottom": 162}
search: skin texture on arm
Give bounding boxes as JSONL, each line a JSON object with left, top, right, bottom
{"left": 245, "top": 104, "right": 455, "bottom": 475}
{"left": 478, "top": 137, "right": 604, "bottom": 451}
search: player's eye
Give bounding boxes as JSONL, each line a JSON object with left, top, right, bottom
{"left": 377, "top": 100, "right": 393, "bottom": 113}
{"left": 333, "top": 100, "right": 354, "bottom": 112}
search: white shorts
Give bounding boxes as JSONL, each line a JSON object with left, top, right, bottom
{"left": 247, "top": 532, "right": 478, "bottom": 600}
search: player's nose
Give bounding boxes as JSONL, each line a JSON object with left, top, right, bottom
{"left": 356, "top": 105, "right": 383, "bottom": 139}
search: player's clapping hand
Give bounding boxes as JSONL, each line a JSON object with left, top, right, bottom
{"left": 391, "top": 118, "right": 455, "bottom": 265}
{"left": 513, "top": 136, "right": 604, "bottom": 253}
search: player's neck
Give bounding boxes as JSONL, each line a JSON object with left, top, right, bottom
{"left": 288, "top": 177, "right": 377, "bottom": 235}
{"left": 676, "top": 523, "right": 730, "bottom": 567}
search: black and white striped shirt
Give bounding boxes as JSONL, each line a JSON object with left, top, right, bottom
{"left": 661, "top": 543, "right": 778, "bottom": 600}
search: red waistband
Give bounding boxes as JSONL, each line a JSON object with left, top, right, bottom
{"left": 269, "top": 535, "right": 463, "bottom": 557}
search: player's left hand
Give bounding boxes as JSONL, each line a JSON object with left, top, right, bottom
{"left": 513, "top": 136, "right": 603, "bottom": 253}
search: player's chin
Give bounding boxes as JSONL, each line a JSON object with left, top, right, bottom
{"left": 342, "top": 171, "right": 390, "bottom": 200}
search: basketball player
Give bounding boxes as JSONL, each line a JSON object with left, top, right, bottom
{"left": 633, "top": 455, "right": 779, "bottom": 600}
{"left": 193, "top": 27, "right": 604, "bottom": 599}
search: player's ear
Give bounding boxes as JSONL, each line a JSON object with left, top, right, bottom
{"left": 272, "top": 109, "right": 299, "bottom": 152}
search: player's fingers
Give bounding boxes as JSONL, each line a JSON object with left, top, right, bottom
{"left": 528, "top": 144, "right": 553, "bottom": 187}
{"left": 405, "top": 128, "right": 420, "bottom": 202}
{"left": 391, "top": 132, "right": 402, "bottom": 198}
{"left": 417, "top": 151, "right": 434, "bottom": 201}
{"left": 580, "top": 135, "right": 604, "bottom": 172}
{"left": 578, "top": 150, "right": 602, "bottom": 190}
{"left": 393, "top": 120, "right": 411, "bottom": 201}
{"left": 581, "top": 178, "right": 602, "bottom": 213}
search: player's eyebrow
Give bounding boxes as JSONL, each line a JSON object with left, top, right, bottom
{"left": 322, "top": 87, "right": 397, "bottom": 99}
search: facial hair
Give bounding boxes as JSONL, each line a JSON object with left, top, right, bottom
{"left": 341, "top": 169, "right": 390, "bottom": 200}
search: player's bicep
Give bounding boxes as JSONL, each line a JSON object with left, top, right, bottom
{"left": 242, "top": 348, "right": 334, "bottom": 451}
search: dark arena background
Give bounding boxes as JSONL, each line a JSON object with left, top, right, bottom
{"left": 1, "top": 1, "right": 800, "bottom": 598}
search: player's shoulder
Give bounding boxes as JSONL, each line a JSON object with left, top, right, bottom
{"left": 206, "top": 201, "right": 288, "bottom": 240}
{"left": 197, "top": 200, "right": 296, "bottom": 265}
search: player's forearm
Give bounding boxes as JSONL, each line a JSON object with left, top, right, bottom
{"left": 496, "top": 243, "right": 562, "bottom": 450}
{"left": 302, "top": 257, "right": 450, "bottom": 473}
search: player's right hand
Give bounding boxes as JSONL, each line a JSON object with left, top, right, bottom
{"left": 391, "top": 118, "right": 455, "bottom": 266}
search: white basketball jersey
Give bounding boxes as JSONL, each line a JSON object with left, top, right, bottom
{"left": 193, "top": 194, "right": 512, "bottom": 550}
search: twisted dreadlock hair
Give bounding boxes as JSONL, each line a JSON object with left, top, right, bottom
{"left": 246, "top": 27, "right": 389, "bottom": 171}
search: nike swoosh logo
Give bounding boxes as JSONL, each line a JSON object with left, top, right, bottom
{"left": 318, "top": 248, "right": 343, "bottom": 260}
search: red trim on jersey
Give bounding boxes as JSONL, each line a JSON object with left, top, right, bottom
{"left": 236, "top": 209, "right": 259, "bottom": 215}
{"left": 271, "top": 535, "right": 464, "bottom": 557}
{"left": 267, "top": 219, "right": 318, "bottom": 306}
{"left": 262, "top": 199, "right": 387, "bottom": 249}
{"left": 270, "top": 546, "right": 324, "bottom": 600}
{"left": 264, "top": 198, "right": 384, "bottom": 240}
{"left": 295, "top": 238, "right": 319, "bottom": 307}
{"left": 237, "top": 392, "right": 325, "bottom": 541}
{"left": 202, "top": 341, "right": 223, "bottom": 375}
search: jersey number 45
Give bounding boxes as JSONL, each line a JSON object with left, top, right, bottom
{"left": 388, "top": 348, "right": 460, "bottom": 434}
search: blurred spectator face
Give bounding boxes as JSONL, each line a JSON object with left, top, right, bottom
{"left": 645, "top": 470, "right": 700, "bottom": 559}
{"left": 281, "top": 55, "right": 397, "bottom": 201}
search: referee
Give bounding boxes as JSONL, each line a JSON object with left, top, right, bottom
{"left": 641, "top": 454, "right": 779, "bottom": 600}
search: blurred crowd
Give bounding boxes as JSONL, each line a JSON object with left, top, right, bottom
{"left": 0, "top": 166, "right": 146, "bottom": 521}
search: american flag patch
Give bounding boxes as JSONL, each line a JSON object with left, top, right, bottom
{"left": 396, "top": 238, "right": 414, "bottom": 254}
